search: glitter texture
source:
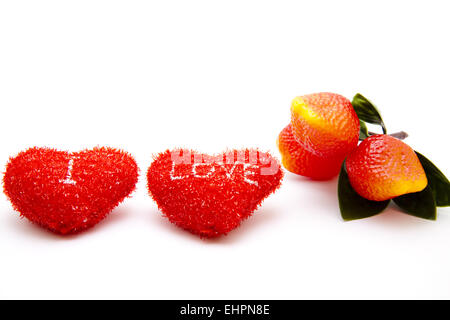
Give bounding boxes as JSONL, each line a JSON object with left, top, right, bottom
{"left": 3, "top": 147, "right": 139, "bottom": 234}
{"left": 147, "top": 149, "right": 283, "bottom": 238}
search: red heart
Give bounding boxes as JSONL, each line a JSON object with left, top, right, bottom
{"left": 147, "top": 149, "right": 283, "bottom": 238}
{"left": 3, "top": 147, "right": 139, "bottom": 235}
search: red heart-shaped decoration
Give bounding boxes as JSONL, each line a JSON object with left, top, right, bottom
{"left": 147, "top": 149, "right": 283, "bottom": 238}
{"left": 3, "top": 147, "right": 139, "bottom": 235}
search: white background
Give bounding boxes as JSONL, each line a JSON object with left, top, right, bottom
{"left": 0, "top": 0, "right": 449, "bottom": 299}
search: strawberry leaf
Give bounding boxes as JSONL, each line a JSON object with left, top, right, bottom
{"left": 338, "top": 162, "right": 390, "bottom": 221}
{"left": 393, "top": 185, "right": 436, "bottom": 220}
{"left": 415, "top": 151, "right": 450, "bottom": 207}
{"left": 359, "top": 120, "right": 369, "bottom": 140}
{"left": 352, "top": 93, "right": 387, "bottom": 134}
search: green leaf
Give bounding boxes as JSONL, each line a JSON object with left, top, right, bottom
{"left": 352, "top": 93, "right": 387, "bottom": 134}
{"left": 393, "top": 185, "right": 437, "bottom": 220}
{"left": 415, "top": 151, "right": 450, "bottom": 207}
{"left": 338, "top": 162, "right": 390, "bottom": 221}
{"left": 359, "top": 120, "right": 369, "bottom": 140}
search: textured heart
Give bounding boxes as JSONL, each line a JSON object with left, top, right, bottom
{"left": 147, "top": 149, "right": 283, "bottom": 238}
{"left": 3, "top": 147, "right": 139, "bottom": 234}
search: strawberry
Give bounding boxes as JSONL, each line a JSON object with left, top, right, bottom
{"left": 279, "top": 92, "right": 360, "bottom": 180}
{"left": 277, "top": 124, "right": 343, "bottom": 179}
{"left": 346, "top": 135, "right": 428, "bottom": 201}
{"left": 290, "top": 92, "right": 360, "bottom": 158}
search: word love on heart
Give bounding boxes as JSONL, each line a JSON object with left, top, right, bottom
{"left": 147, "top": 149, "right": 283, "bottom": 237}
{"left": 169, "top": 149, "right": 280, "bottom": 186}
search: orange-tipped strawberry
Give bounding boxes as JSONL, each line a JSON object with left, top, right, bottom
{"left": 277, "top": 124, "right": 342, "bottom": 180}
{"left": 278, "top": 92, "right": 360, "bottom": 180}
{"left": 290, "top": 92, "right": 360, "bottom": 158}
{"left": 346, "top": 135, "right": 428, "bottom": 201}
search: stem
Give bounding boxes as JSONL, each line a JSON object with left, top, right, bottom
{"left": 368, "top": 131, "right": 408, "bottom": 140}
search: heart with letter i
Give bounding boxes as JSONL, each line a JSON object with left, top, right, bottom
{"left": 3, "top": 147, "right": 139, "bottom": 234}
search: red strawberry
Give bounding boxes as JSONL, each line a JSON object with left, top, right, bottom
{"left": 290, "top": 92, "right": 360, "bottom": 158}
{"left": 147, "top": 149, "right": 283, "bottom": 238}
{"left": 3, "top": 147, "right": 139, "bottom": 234}
{"left": 277, "top": 124, "right": 343, "bottom": 180}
